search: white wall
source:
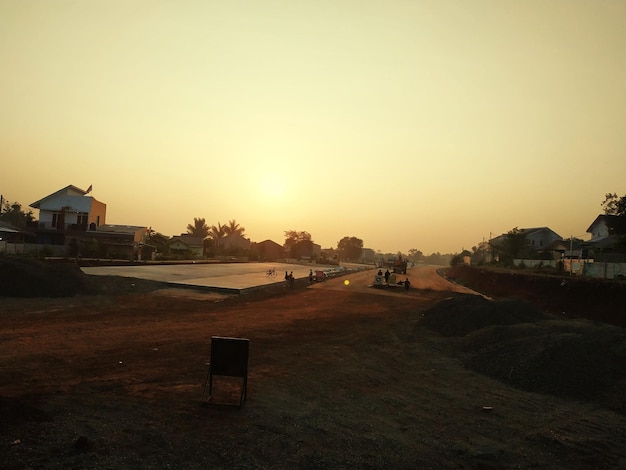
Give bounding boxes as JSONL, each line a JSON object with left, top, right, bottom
{"left": 37, "top": 195, "right": 107, "bottom": 229}
{"left": 514, "top": 258, "right": 626, "bottom": 279}
{"left": 40, "top": 195, "right": 93, "bottom": 212}
{"left": 1, "top": 242, "right": 67, "bottom": 256}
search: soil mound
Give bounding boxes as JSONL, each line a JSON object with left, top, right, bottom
{"left": 419, "top": 295, "right": 626, "bottom": 414}
{"left": 0, "top": 258, "right": 90, "bottom": 297}
{"left": 461, "top": 321, "right": 626, "bottom": 413}
{"left": 0, "top": 258, "right": 173, "bottom": 298}
{"left": 420, "top": 294, "right": 549, "bottom": 336}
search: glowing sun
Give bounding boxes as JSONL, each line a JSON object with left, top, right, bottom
{"left": 257, "top": 171, "right": 288, "bottom": 203}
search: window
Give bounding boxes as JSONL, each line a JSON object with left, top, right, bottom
{"left": 51, "top": 212, "right": 61, "bottom": 229}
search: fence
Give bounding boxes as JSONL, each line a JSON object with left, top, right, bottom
{"left": 513, "top": 258, "right": 626, "bottom": 279}
{"left": 582, "top": 262, "right": 625, "bottom": 279}
{"left": 1, "top": 242, "right": 67, "bottom": 257}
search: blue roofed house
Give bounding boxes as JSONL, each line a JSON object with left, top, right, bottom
{"left": 584, "top": 214, "right": 625, "bottom": 255}
{"left": 490, "top": 227, "right": 563, "bottom": 251}
{"left": 29, "top": 184, "right": 147, "bottom": 259}
{"left": 519, "top": 227, "right": 563, "bottom": 250}
{"left": 30, "top": 185, "right": 106, "bottom": 236}
{"left": 489, "top": 226, "right": 563, "bottom": 261}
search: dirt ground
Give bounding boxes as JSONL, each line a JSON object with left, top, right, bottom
{"left": 1, "top": 260, "right": 626, "bottom": 469}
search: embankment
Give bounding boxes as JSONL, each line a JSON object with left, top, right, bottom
{"left": 444, "top": 264, "right": 625, "bottom": 327}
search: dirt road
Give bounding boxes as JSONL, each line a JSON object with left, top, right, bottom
{"left": 309, "top": 265, "right": 480, "bottom": 297}
{"left": 2, "top": 264, "right": 625, "bottom": 469}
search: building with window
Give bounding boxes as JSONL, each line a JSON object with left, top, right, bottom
{"left": 29, "top": 185, "right": 146, "bottom": 260}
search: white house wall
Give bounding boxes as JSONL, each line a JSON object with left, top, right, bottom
{"left": 38, "top": 196, "right": 91, "bottom": 227}
{"left": 38, "top": 196, "right": 106, "bottom": 228}
{"left": 526, "top": 230, "right": 562, "bottom": 249}
{"left": 40, "top": 195, "right": 93, "bottom": 213}
{"left": 589, "top": 220, "right": 610, "bottom": 240}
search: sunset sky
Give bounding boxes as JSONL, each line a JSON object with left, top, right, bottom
{"left": 1, "top": 0, "right": 624, "bottom": 255}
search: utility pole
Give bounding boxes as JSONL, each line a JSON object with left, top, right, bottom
{"left": 569, "top": 235, "right": 573, "bottom": 276}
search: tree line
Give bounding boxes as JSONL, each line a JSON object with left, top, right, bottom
{"left": 184, "top": 219, "right": 367, "bottom": 262}
{"left": 185, "top": 218, "right": 244, "bottom": 249}
{"left": 0, "top": 198, "right": 455, "bottom": 264}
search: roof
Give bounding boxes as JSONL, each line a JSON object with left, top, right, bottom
{"left": 540, "top": 239, "right": 579, "bottom": 252}
{"left": 96, "top": 224, "right": 147, "bottom": 235}
{"left": 586, "top": 214, "right": 621, "bottom": 233}
{"left": 169, "top": 235, "right": 204, "bottom": 247}
{"left": 30, "top": 185, "right": 91, "bottom": 209}
{"left": 0, "top": 220, "right": 23, "bottom": 233}
{"left": 491, "top": 227, "right": 562, "bottom": 244}
{"left": 256, "top": 239, "right": 282, "bottom": 247}
{"left": 581, "top": 235, "right": 618, "bottom": 248}
{"left": 519, "top": 227, "right": 562, "bottom": 238}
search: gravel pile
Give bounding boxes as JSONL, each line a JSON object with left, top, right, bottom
{"left": 419, "top": 294, "right": 626, "bottom": 415}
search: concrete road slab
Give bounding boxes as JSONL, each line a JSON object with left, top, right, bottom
{"left": 82, "top": 262, "right": 343, "bottom": 293}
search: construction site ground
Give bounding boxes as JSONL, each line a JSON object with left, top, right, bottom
{"left": 1, "top": 259, "right": 625, "bottom": 469}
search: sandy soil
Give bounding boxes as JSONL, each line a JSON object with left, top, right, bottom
{"left": 1, "top": 264, "right": 626, "bottom": 469}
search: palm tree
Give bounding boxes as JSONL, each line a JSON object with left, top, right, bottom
{"left": 209, "top": 222, "right": 226, "bottom": 250}
{"left": 186, "top": 217, "right": 209, "bottom": 239}
{"left": 224, "top": 219, "right": 245, "bottom": 237}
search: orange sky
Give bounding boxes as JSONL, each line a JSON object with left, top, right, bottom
{"left": 1, "top": 0, "right": 625, "bottom": 254}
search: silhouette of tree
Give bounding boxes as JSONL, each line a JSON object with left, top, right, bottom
{"left": 497, "top": 227, "right": 529, "bottom": 266}
{"left": 284, "top": 230, "right": 310, "bottom": 247}
{"left": 209, "top": 222, "right": 226, "bottom": 250}
{"left": 225, "top": 219, "right": 245, "bottom": 236}
{"left": 0, "top": 200, "right": 36, "bottom": 229}
{"left": 408, "top": 248, "right": 423, "bottom": 263}
{"left": 284, "top": 230, "right": 313, "bottom": 259}
{"left": 601, "top": 193, "right": 626, "bottom": 248}
{"left": 186, "top": 217, "right": 209, "bottom": 238}
{"left": 601, "top": 193, "right": 626, "bottom": 217}
{"left": 337, "top": 236, "right": 363, "bottom": 261}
